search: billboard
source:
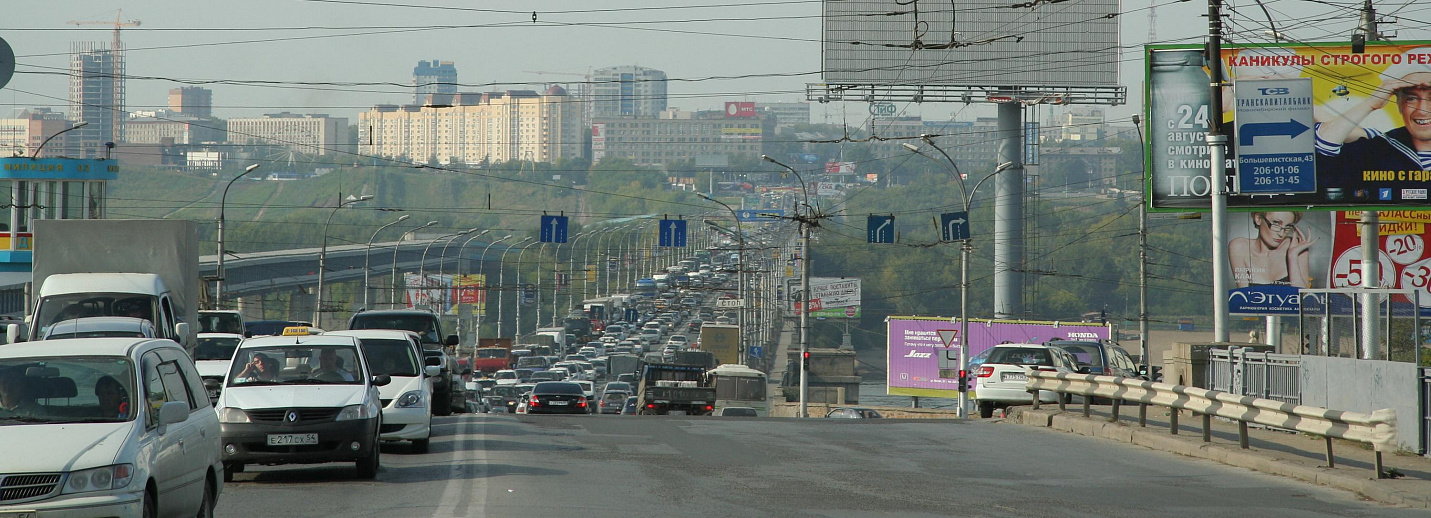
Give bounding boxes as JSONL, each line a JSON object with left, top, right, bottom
{"left": 591, "top": 123, "right": 606, "bottom": 160}
{"left": 822, "top": 1, "right": 1119, "bottom": 87}
{"left": 824, "top": 161, "right": 855, "bottom": 174}
{"left": 724, "top": 101, "right": 756, "bottom": 118}
{"left": 887, "top": 317, "right": 1113, "bottom": 398}
{"left": 453, "top": 274, "right": 486, "bottom": 315}
{"left": 788, "top": 277, "right": 860, "bottom": 312}
{"left": 1147, "top": 42, "right": 1431, "bottom": 210}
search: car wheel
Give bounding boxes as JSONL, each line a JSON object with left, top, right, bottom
{"left": 222, "top": 462, "right": 242, "bottom": 483}
{"left": 142, "top": 485, "right": 158, "bottom": 518}
{"left": 412, "top": 437, "right": 430, "bottom": 453}
{"left": 356, "top": 441, "right": 380, "bottom": 479}
{"left": 978, "top": 401, "right": 995, "bottom": 419}
{"left": 196, "top": 474, "right": 215, "bottom": 518}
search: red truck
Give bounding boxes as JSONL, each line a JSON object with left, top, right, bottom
{"left": 472, "top": 338, "right": 515, "bottom": 374}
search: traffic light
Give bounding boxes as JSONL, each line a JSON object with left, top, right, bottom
{"left": 957, "top": 369, "right": 969, "bottom": 392}
{"left": 802, "top": 350, "right": 811, "bottom": 371}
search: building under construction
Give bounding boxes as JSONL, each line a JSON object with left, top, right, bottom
{"left": 68, "top": 42, "right": 124, "bottom": 158}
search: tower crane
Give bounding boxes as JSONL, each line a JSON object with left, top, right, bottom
{"left": 69, "top": 10, "right": 140, "bottom": 144}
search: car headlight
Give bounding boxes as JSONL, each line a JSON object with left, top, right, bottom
{"left": 395, "top": 390, "right": 425, "bottom": 408}
{"left": 216, "top": 407, "right": 250, "bottom": 424}
{"left": 62, "top": 464, "right": 134, "bottom": 495}
{"left": 336, "top": 403, "right": 376, "bottom": 421}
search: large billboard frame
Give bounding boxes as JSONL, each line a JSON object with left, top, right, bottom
{"left": 886, "top": 316, "right": 1113, "bottom": 399}
{"left": 1146, "top": 41, "right": 1431, "bottom": 212}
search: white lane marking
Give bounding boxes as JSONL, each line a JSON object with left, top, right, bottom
{"left": 432, "top": 415, "right": 488, "bottom": 517}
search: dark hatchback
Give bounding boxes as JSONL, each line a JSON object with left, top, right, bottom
{"left": 525, "top": 381, "right": 589, "bottom": 415}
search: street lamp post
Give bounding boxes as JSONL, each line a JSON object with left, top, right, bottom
{"left": 315, "top": 194, "right": 374, "bottom": 327}
{"left": 496, "top": 237, "right": 532, "bottom": 339}
{"left": 418, "top": 229, "right": 472, "bottom": 311}
{"left": 30, "top": 120, "right": 87, "bottom": 159}
{"left": 390, "top": 221, "right": 438, "bottom": 308}
{"left": 440, "top": 229, "right": 485, "bottom": 312}
{"left": 513, "top": 240, "right": 542, "bottom": 339}
{"left": 908, "top": 138, "right": 1016, "bottom": 418}
{"left": 364, "top": 214, "right": 410, "bottom": 309}
{"left": 469, "top": 234, "right": 512, "bottom": 352}
{"left": 699, "top": 193, "right": 747, "bottom": 364}
{"left": 762, "top": 155, "right": 813, "bottom": 418}
{"left": 216, "top": 163, "right": 260, "bottom": 307}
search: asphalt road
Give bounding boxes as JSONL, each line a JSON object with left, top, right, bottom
{"left": 214, "top": 413, "right": 1426, "bottom": 517}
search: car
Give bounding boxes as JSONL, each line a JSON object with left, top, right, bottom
{"left": 215, "top": 329, "right": 389, "bottom": 480}
{"left": 346, "top": 309, "right": 458, "bottom": 350}
{"left": 573, "top": 380, "right": 596, "bottom": 410}
{"left": 513, "top": 368, "right": 535, "bottom": 382}
{"left": 524, "top": 381, "right": 590, "bottom": 415}
{"left": 195, "top": 332, "right": 244, "bottom": 403}
{"left": 39, "top": 316, "right": 156, "bottom": 340}
{"left": 243, "top": 319, "right": 304, "bottom": 338}
{"left": 448, "top": 377, "right": 469, "bottom": 415}
{"left": 973, "top": 343, "right": 1079, "bottom": 418}
{"left": 469, "top": 378, "right": 497, "bottom": 396}
{"left": 1045, "top": 340, "right": 1142, "bottom": 378}
{"left": 602, "top": 381, "right": 633, "bottom": 394}
{"left": 515, "top": 355, "right": 552, "bottom": 371}
{"left": 0, "top": 337, "right": 225, "bottom": 517}
{"left": 488, "top": 385, "right": 525, "bottom": 413}
{"left": 826, "top": 407, "right": 884, "bottom": 419}
{"left": 667, "top": 335, "right": 689, "bottom": 346}
{"left": 718, "top": 406, "right": 760, "bottom": 417}
{"left": 620, "top": 395, "right": 639, "bottom": 415}
{"left": 599, "top": 391, "right": 630, "bottom": 414}
{"left": 530, "top": 370, "right": 564, "bottom": 382}
{"left": 420, "top": 348, "right": 458, "bottom": 416}
{"left": 493, "top": 369, "right": 520, "bottom": 385}
{"left": 617, "top": 373, "right": 639, "bottom": 385}
{"left": 326, "top": 330, "right": 439, "bottom": 452}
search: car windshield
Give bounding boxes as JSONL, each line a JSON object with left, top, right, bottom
{"left": 348, "top": 314, "right": 440, "bottom": 344}
{"left": 477, "top": 348, "right": 508, "bottom": 359}
{"left": 356, "top": 338, "right": 419, "bottom": 377}
{"left": 1051, "top": 342, "right": 1105, "bottom": 366}
{"left": 45, "top": 330, "right": 147, "bottom": 340}
{"left": 495, "top": 371, "right": 517, "bottom": 380}
{"left": 227, "top": 345, "right": 364, "bottom": 386}
{"left": 35, "top": 293, "right": 158, "bottom": 334}
{"left": 533, "top": 382, "right": 581, "bottom": 395}
{"left": 492, "top": 386, "right": 522, "bottom": 397}
{"left": 195, "top": 336, "right": 241, "bottom": 360}
{"left": 198, "top": 313, "right": 244, "bottom": 334}
{"left": 604, "top": 392, "right": 627, "bottom": 402}
{"left": 0, "top": 356, "right": 138, "bottom": 424}
{"left": 986, "top": 347, "right": 1054, "bottom": 366}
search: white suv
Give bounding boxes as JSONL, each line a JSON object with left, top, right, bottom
{"left": 973, "top": 343, "right": 1078, "bottom": 418}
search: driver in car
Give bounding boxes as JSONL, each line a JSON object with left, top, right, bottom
{"left": 310, "top": 349, "right": 355, "bottom": 382}
{"left": 0, "top": 368, "right": 43, "bottom": 417}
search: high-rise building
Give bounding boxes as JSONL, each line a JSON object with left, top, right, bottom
{"left": 591, "top": 66, "right": 667, "bottom": 119}
{"left": 68, "top": 42, "right": 124, "bottom": 158}
{"left": 227, "top": 113, "right": 347, "bottom": 156}
{"left": 413, "top": 60, "right": 458, "bottom": 105}
{"left": 759, "top": 102, "right": 811, "bottom": 129}
{"left": 592, "top": 109, "right": 773, "bottom": 168}
{"left": 0, "top": 109, "right": 75, "bottom": 158}
{"left": 360, "top": 86, "right": 583, "bottom": 165}
{"left": 168, "top": 87, "right": 213, "bottom": 118}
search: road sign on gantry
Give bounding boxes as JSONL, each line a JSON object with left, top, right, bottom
{"left": 940, "top": 212, "right": 970, "bottom": 241}
{"left": 867, "top": 215, "right": 894, "bottom": 243}
{"left": 659, "top": 219, "right": 687, "bottom": 247}
{"left": 1234, "top": 78, "right": 1316, "bottom": 194}
{"left": 540, "top": 215, "right": 569, "bottom": 243}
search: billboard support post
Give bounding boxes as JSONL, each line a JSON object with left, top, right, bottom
{"left": 1207, "top": 0, "right": 1231, "bottom": 343}
{"left": 994, "top": 102, "right": 1024, "bottom": 319}
{"left": 1359, "top": 1, "right": 1383, "bottom": 361}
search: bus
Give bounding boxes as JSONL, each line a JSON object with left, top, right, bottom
{"left": 706, "top": 364, "right": 769, "bottom": 417}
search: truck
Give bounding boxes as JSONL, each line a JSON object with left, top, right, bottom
{"left": 606, "top": 353, "right": 641, "bottom": 379}
{"left": 472, "top": 337, "right": 515, "bottom": 373}
{"left": 634, "top": 362, "right": 717, "bottom": 416}
{"left": 697, "top": 323, "right": 740, "bottom": 366}
{"left": 533, "top": 327, "right": 567, "bottom": 351}
{"left": 14, "top": 219, "right": 198, "bottom": 350}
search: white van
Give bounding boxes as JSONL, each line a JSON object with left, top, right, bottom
{"left": 326, "top": 330, "right": 439, "bottom": 453}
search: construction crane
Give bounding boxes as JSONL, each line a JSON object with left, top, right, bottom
{"left": 522, "top": 69, "right": 593, "bottom": 128}
{"left": 69, "top": 10, "right": 140, "bottom": 145}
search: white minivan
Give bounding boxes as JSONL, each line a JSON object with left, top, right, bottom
{"left": 326, "top": 330, "right": 439, "bottom": 453}
{"left": 0, "top": 337, "right": 224, "bottom": 517}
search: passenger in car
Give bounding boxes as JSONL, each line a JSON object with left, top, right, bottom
{"left": 0, "top": 368, "right": 42, "bottom": 417}
{"left": 95, "top": 375, "right": 130, "bottom": 419}
{"left": 234, "top": 353, "right": 279, "bottom": 383}
{"left": 311, "top": 349, "right": 355, "bottom": 382}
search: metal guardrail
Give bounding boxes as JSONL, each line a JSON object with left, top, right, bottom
{"left": 1422, "top": 367, "right": 1430, "bottom": 456}
{"left": 1026, "top": 371, "right": 1399, "bottom": 477}
{"left": 1206, "top": 348, "right": 1301, "bottom": 404}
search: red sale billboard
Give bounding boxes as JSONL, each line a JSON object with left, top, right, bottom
{"left": 724, "top": 101, "right": 756, "bottom": 118}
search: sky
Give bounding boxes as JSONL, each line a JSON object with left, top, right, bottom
{"left": 2, "top": 0, "right": 1428, "bottom": 130}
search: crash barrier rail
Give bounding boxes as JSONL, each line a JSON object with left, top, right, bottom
{"left": 1026, "top": 371, "right": 1399, "bottom": 478}
{"left": 1206, "top": 347, "right": 1301, "bottom": 405}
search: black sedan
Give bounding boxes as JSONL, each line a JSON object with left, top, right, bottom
{"left": 524, "top": 381, "right": 590, "bottom": 415}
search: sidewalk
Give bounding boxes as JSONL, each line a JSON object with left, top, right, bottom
{"left": 1005, "top": 405, "right": 1431, "bottom": 508}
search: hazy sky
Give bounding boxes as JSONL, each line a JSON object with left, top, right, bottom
{"left": 2, "top": 0, "right": 1425, "bottom": 128}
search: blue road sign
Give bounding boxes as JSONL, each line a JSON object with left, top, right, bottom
{"left": 748, "top": 346, "right": 763, "bottom": 358}
{"left": 940, "top": 211, "right": 970, "bottom": 241}
{"left": 736, "top": 208, "right": 785, "bottom": 222}
{"left": 1234, "top": 78, "right": 1316, "bottom": 194}
{"left": 867, "top": 215, "right": 895, "bottom": 243}
{"left": 540, "top": 215, "right": 569, "bottom": 243}
{"left": 624, "top": 308, "right": 640, "bottom": 322}
{"left": 521, "top": 283, "right": 536, "bottom": 305}
{"left": 659, "top": 219, "right": 687, "bottom": 247}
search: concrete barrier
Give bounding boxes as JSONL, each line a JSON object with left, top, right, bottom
{"left": 769, "top": 402, "right": 960, "bottom": 419}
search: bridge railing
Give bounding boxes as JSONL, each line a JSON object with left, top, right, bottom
{"left": 1025, "top": 371, "right": 1398, "bottom": 478}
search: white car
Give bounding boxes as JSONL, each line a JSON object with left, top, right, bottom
{"left": 0, "top": 337, "right": 224, "bottom": 517}
{"left": 215, "top": 330, "right": 388, "bottom": 480}
{"left": 974, "top": 343, "right": 1079, "bottom": 418}
{"left": 326, "top": 330, "right": 439, "bottom": 453}
{"left": 573, "top": 380, "right": 596, "bottom": 412}
{"left": 493, "top": 369, "right": 520, "bottom": 386}
{"left": 39, "top": 316, "right": 156, "bottom": 340}
{"left": 195, "top": 332, "right": 244, "bottom": 402}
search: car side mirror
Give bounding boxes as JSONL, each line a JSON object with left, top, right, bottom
{"left": 371, "top": 374, "right": 392, "bottom": 387}
{"left": 6, "top": 324, "right": 21, "bottom": 344}
{"left": 1076, "top": 366, "right": 1092, "bottom": 374}
{"left": 424, "top": 365, "right": 441, "bottom": 377}
{"left": 444, "top": 335, "right": 459, "bottom": 346}
{"left": 174, "top": 322, "right": 190, "bottom": 341}
{"left": 159, "top": 400, "right": 189, "bottom": 427}
{"left": 424, "top": 356, "right": 442, "bottom": 367}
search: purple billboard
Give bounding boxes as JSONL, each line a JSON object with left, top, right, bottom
{"left": 886, "top": 317, "right": 1113, "bottom": 398}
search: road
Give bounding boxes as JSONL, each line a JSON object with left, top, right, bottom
{"left": 215, "top": 413, "right": 1420, "bottom": 517}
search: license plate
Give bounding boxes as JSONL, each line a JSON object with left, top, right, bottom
{"left": 0, "top": 512, "right": 36, "bottom": 518}
{"left": 1002, "top": 372, "right": 1028, "bottom": 382}
{"left": 266, "top": 433, "right": 318, "bottom": 446}
{"left": 692, "top": 401, "right": 708, "bottom": 405}
{"left": 549, "top": 400, "right": 569, "bottom": 406}
{"left": 668, "top": 410, "right": 686, "bottom": 415}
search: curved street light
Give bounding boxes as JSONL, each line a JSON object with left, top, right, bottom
{"left": 31, "top": 120, "right": 88, "bottom": 159}
{"left": 418, "top": 229, "right": 473, "bottom": 311}
{"left": 390, "top": 220, "right": 438, "bottom": 307}
{"left": 439, "top": 229, "right": 486, "bottom": 309}
{"left": 513, "top": 239, "right": 543, "bottom": 338}
{"left": 364, "top": 214, "right": 409, "bottom": 309}
{"left": 216, "top": 163, "right": 260, "bottom": 306}
{"left": 698, "top": 193, "right": 748, "bottom": 364}
{"left": 315, "top": 194, "right": 374, "bottom": 326}
{"left": 762, "top": 154, "right": 815, "bottom": 417}
{"left": 467, "top": 234, "right": 513, "bottom": 355}
{"left": 495, "top": 236, "right": 532, "bottom": 339}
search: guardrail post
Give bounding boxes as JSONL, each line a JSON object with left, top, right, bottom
{"left": 1110, "top": 399, "right": 1120, "bottom": 422}
{"left": 1030, "top": 390, "right": 1041, "bottom": 410}
{"left": 1324, "top": 437, "right": 1335, "bottom": 468}
{"left": 1138, "top": 403, "right": 1147, "bottom": 427}
{"left": 1057, "top": 391, "right": 1066, "bottom": 411}
{"left": 1170, "top": 409, "right": 1179, "bottom": 435}
{"left": 1202, "top": 413, "right": 1212, "bottom": 443}
{"left": 1375, "top": 451, "right": 1385, "bottom": 479}
{"left": 1238, "top": 421, "right": 1249, "bottom": 449}
{"left": 1082, "top": 394, "right": 1091, "bottom": 417}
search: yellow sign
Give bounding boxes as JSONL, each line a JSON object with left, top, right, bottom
{"left": 586, "top": 265, "right": 597, "bottom": 282}
{"left": 0, "top": 233, "right": 34, "bottom": 251}
{"left": 1353, "top": 221, "right": 1425, "bottom": 236}
{"left": 281, "top": 326, "right": 314, "bottom": 336}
